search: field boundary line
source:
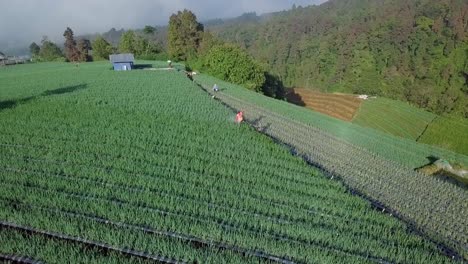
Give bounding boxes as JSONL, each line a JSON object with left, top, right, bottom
{"left": 0, "top": 253, "right": 44, "bottom": 264}
{"left": 1, "top": 183, "right": 393, "bottom": 263}
{"left": 416, "top": 115, "right": 439, "bottom": 142}
{"left": 1, "top": 201, "right": 298, "bottom": 264}
{"left": 0, "top": 221, "right": 185, "bottom": 264}
{"left": 2, "top": 166, "right": 402, "bottom": 230}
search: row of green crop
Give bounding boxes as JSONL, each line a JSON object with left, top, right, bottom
{"left": 203, "top": 86, "right": 468, "bottom": 258}
{"left": 0, "top": 131, "right": 321, "bottom": 191}
{"left": 2, "top": 146, "right": 392, "bottom": 225}
{"left": 0, "top": 155, "right": 410, "bottom": 243}
{"left": 0, "top": 227, "right": 155, "bottom": 264}
{"left": 0, "top": 147, "right": 360, "bottom": 214}
{"left": 0, "top": 203, "right": 259, "bottom": 264}
{"left": 0, "top": 140, "right": 451, "bottom": 261}
{"left": 0, "top": 185, "right": 373, "bottom": 263}
{"left": 0, "top": 173, "right": 450, "bottom": 264}
{"left": 1, "top": 163, "right": 390, "bottom": 229}
{"left": 0, "top": 121, "right": 454, "bottom": 262}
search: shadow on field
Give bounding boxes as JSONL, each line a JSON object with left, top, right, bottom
{"left": 133, "top": 64, "right": 153, "bottom": 70}
{"left": 0, "top": 96, "right": 36, "bottom": 111}
{"left": 0, "top": 100, "right": 18, "bottom": 111}
{"left": 251, "top": 115, "right": 271, "bottom": 133}
{"left": 284, "top": 88, "right": 306, "bottom": 106}
{"left": 41, "top": 84, "right": 87, "bottom": 96}
{"left": 0, "top": 84, "right": 87, "bottom": 112}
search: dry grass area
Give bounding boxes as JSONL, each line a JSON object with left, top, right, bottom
{"left": 286, "top": 88, "right": 362, "bottom": 121}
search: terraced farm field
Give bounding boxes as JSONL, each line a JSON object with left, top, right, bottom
{"left": 196, "top": 73, "right": 468, "bottom": 260}
{"left": 418, "top": 116, "right": 468, "bottom": 156}
{"left": 353, "top": 98, "right": 436, "bottom": 140}
{"left": 0, "top": 62, "right": 461, "bottom": 263}
{"left": 284, "top": 88, "right": 468, "bottom": 156}
{"left": 199, "top": 74, "right": 468, "bottom": 169}
{"left": 286, "top": 88, "right": 362, "bottom": 121}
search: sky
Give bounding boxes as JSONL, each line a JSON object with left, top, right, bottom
{"left": 1, "top": 0, "right": 327, "bottom": 48}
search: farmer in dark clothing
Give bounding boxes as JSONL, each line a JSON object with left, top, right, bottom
{"left": 186, "top": 71, "right": 194, "bottom": 81}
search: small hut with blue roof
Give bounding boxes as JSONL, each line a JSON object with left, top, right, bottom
{"left": 109, "top": 53, "right": 134, "bottom": 71}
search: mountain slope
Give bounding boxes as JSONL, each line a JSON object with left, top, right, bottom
{"left": 208, "top": 0, "right": 468, "bottom": 118}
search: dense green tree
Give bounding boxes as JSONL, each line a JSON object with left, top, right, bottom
{"left": 39, "top": 41, "right": 63, "bottom": 61}
{"left": 92, "top": 36, "right": 113, "bottom": 60}
{"left": 197, "top": 31, "right": 222, "bottom": 56}
{"left": 204, "top": 44, "right": 266, "bottom": 91}
{"left": 63, "top": 27, "right": 80, "bottom": 62}
{"left": 29, "top": 42, "right": 40, "bottom": 57}
{"left": 168, "top": 9, "right": 204, "bottom": 61}
{"left": 119, "top": 30, "right": 136, "bottom": 54}
{"left": 113, "top": 29, "right": 162, "bottom": 59}
{"left": 134, "top": 36, "right": 161, "bottom": 57}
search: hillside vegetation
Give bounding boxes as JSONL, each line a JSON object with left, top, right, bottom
{"left": 209, "top": 0, "right": 468, "bottom": 118}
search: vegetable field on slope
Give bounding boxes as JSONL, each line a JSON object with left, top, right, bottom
{"left": 286, "top": 88, "right": 362, "bottom": 121}
{"left": 0, "top": 62, "right": 457, "bottom": 263}
{"left": 418, "top": 116, "right": 468, "bottom": 156}
{"left": 195, "top": 74, "right": 468, "bottom": 259}
{"left": 196, "top": 74, "right": 468, "bottom": 169}
{"left": 352, "top": 98, "right": 436, "bottom": 140}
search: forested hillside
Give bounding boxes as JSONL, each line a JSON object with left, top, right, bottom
{"left": 208, "top": 0, "right": 468, "bottom": 117}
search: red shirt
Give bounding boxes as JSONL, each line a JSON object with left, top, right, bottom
{"left": 235, "top": 112, "right": 243, "bottom": 123}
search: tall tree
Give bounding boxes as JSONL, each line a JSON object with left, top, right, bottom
{"left": 168, "top": 9, "right": 204, "bottom": 61}
{"left": 29, "top": 42, "right": 40, "bottom": 57}
{"left": 119, "top": 30, "right": 136, "bottom": 54}
{"left": 92, "top": 36, "right": 113, "bottom": 60}
{"left": 77, "top": 39, "right": 92, "bottom": 62}
{"left": 63, "top": 27, "right": 80, "bottom": 62}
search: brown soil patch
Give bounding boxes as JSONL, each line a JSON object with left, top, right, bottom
{"left": 285, "top": 88, "right": 363, "bottom": 121}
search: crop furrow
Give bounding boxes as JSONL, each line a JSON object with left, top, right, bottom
{"left": 0, "top": 221, "right": 185, "bottom": 264}
{"left": 0, "top": 253, "right": 44, "bottom": 264}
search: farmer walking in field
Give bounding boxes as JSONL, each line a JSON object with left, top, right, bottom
{"left": 186, "top": 71, "right": 194, "bottom": 81}
{"left": 235, "top": 111, "right": 244, "bottom": 124}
